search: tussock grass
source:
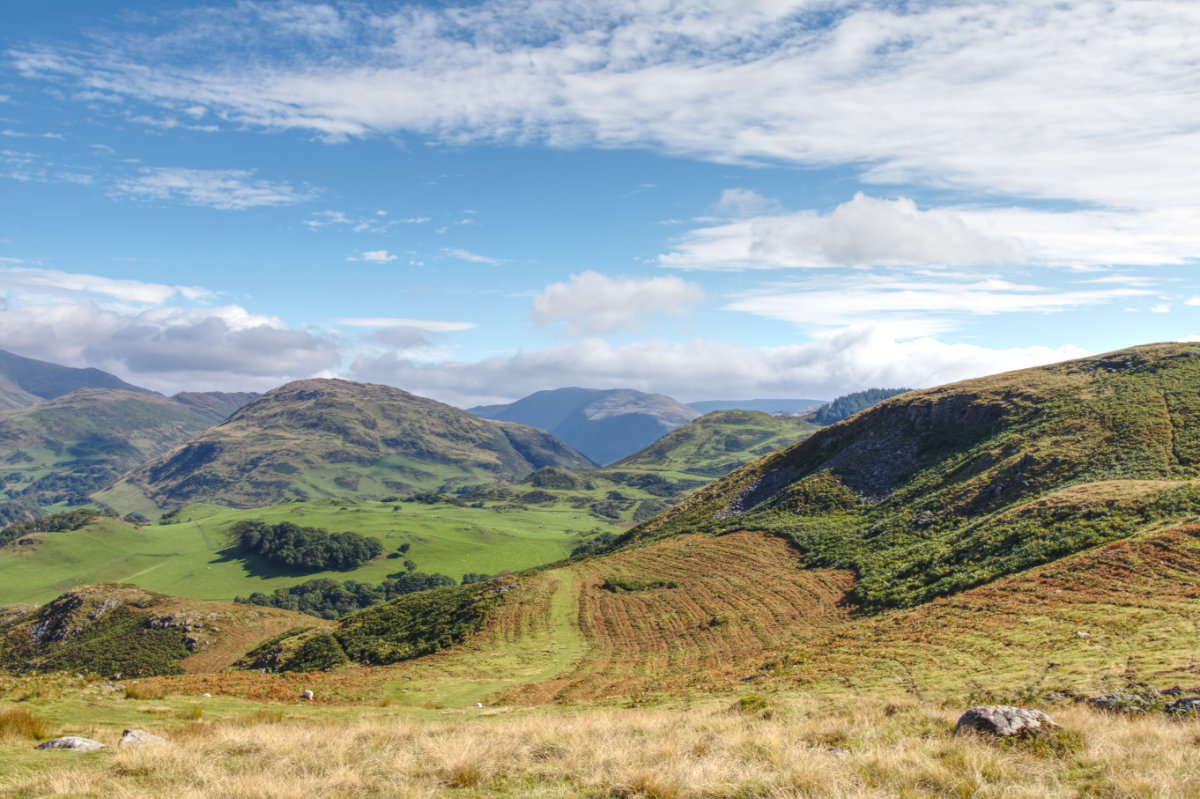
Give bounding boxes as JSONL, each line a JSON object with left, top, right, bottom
{"left": 124, "top": 682, "right": 166, "bottom": 700}
{"left": 0, "top": 707, "right": 53, "bottom": 740}
{"left": 3, "top": 699, "right": 1200, "bottom": 797}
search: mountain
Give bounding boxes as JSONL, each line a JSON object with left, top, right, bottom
{"left": 470, "top": 387, "right": 700, "bottom": 465}
{"left": 113, "top": 379, "right": 596, "bottom": 510}
{"left": 611, "top": 409, "right": 822, "bottom": 478}
{"left": 172, "top": 390, "right": 259, "bottom": 420}
{"left": 0, "top": 348, "right": 150, "bottom": 410}
{"left": 0, "top": 389, "right": 255, "bottom": 521}
{"left": 686, "top": 398, "right": 825, "bottom": 415}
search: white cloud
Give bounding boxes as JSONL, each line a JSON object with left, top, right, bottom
{"left": 663, "top": 193, "right": 1026, "bottom": 270}
{"left": 112, "top": 167, "right": 315, "bottom": 210}
{"left": 350, "top": 328, "right": 1089, "bottom": 408}
{"left": 0, "top": 265, "right": 212, "bottom": 305}
{"left": 0, "top": 301, "right": 338, "bottom": 393}
{"left": 531, "top": 270, "right": 705, "bottom": 335}
{"left": 712, "top": 188, "right": 778, "bottom": 218}
{"left": 15, "top": 0, "right": 1200, "bottom": 214}
{"left": 443, "top": 248, "right": 500, "bottom": 265}
{"left": 348, "top": 250, "right": 398, "bottom": 263}
{"left": 725, "top": 273, "right": 1149, "bottom": 333}
{"left": 1150, "top": 303, "right": 1171, "bottom": 313}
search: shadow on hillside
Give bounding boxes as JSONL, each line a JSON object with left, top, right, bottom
{"left": 209, "top": 546, "right": 319, "bottom": 580}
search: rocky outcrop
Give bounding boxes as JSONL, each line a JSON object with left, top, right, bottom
{"left": 119, "top": 729, "right": 167, "bottom": 748}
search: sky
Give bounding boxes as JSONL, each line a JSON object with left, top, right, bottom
{"left": 1, "top": 0, "right": 1198, "bottom": 408}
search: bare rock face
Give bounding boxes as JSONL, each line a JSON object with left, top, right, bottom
{"left": 118, "top": 729, "right": 167, "bottom": 748}
{"left": 953, "top": 706, "right": 1057, "bottom": 737}
{"left": 35, "top": 736, "right": 106, "bottom": 751}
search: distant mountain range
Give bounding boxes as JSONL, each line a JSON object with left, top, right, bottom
{"left": 109, "top": 379, "right": 595, "bottom": 510}
{"left": 471, "top": 387, "right": 701, "bottom": 465}
{"left": 0, "top": 348, "right": 151, "bottom": 410}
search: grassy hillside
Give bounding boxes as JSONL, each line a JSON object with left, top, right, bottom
{"left": 626, "top": 343, "right": 1200, "bottom": 609}
{"left": 471, "top": 387, "right": 700, "bottom": 465}
{"left": 0, "top": 390, "right": 247, "bottom": 522}
{"left": 611, "top": 409, "right": 821, "bottom": 478}
{"left": 107, "top": 379, "right": 595, "bottom": 511}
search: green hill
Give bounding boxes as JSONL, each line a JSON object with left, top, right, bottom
{"left": 108, "top": 379, "right": 596, "bottom": 511}
{"left": 611, "top": 409, "right": 821, "bottom": 478}
{"left": 0, "top": 389, "right": 251, "bottom": 522}
{"left": 629, "top": 342, "right": 1200, "bottom": 609}
{"left": 471, "top": 387, "right": 700, "bottom": 465}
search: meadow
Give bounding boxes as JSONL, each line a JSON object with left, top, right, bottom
{"left": 1, "top": 685, "right": 1197, "bottom": 798}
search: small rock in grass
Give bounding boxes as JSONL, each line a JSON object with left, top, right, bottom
{"left": 474, "top": 702, "right": 483, "bottom": 708}
{"left": 1167, "top": 697, "right": 1200, "bottom": 715}
{"left": 301, "top": 689, "right": 314, "bottom": 701}
{"left": 119, "top": 729, "right": 167, "bottom": 748}
{"left": 953, "top": 706, "right": 1057, "bottom": 737}
{"left": 35, "top": 736, "right": 106, "bottom": 752}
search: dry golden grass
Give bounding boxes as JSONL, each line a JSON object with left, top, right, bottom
{"left": 3, "top": 698, "right": 1199, "bottom": 798}
{"left": 0, "top": 707, "right": 52, "bottom": 741}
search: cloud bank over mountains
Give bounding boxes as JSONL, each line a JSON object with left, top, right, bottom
{"left": 3, "top": 0, "right": 1197, "bottom": 403}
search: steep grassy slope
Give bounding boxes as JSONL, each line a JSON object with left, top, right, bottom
{"left": 611, "top": 410, "right": 821, "bottom": 478}
{"left": 471, "top": 387, "right": 700, "bottom": 465}
{"left": 110, "top": 379, "right": 595, "bottom": 510}
{"left": 626, "top": 343, "right": 1200, "bottom": 609}
{"left": 0, "top": 389, "right": 250, "bottom": 520}
{"left": 0, "top": 583, "right": 318, "bottom": 676}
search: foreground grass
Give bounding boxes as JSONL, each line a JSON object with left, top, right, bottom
{"left": 1, "top": 697, "right": 1197, "bottom": 798}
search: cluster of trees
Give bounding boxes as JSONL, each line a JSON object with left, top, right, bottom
{"left": 0, "top": 507, "right": 116, "bottom": 545}
{"left": 813, "top": 387, "right": 912, "bottom": 425}
{"left": 237, "top": 571, "right": 459, "bottom": 619}
{"left": 232, "top": 520, "right": 383, "bottom": 572}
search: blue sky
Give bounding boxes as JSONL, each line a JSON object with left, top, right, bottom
{"left": 2, "top": 0, "right": 1199, "bottom": 406}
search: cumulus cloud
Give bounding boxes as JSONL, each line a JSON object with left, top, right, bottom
{"left": 334, "top": 317, "right": 477, "bottom": 332}
{"left": 350, "top": 328, "right": 1089, "bottom": 408}
{"left": 663, "top": 193, "right": 1025, "bottom": 270}
{"left": 112, "top": 167, "right": 315, "bottom": 210}
{"left": 0, "top": 302, "right": 338, "bottom": 392}
{"left": 531, "top": 270, "right": 706, "bottom": 335}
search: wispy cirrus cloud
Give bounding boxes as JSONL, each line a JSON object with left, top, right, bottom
{"left": 443, "top": 248, "right": 500, "bottom": 265}
{"left": 12, "top": 0, "right": 1200, "bottom": 214}
{"left": 0, "top": 264, "right": 211, "bottom": 305}
{"left": 112, "top": 167, "right": 315, "bottom": 210}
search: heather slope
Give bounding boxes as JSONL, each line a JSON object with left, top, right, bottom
{"left": 115, "top": 379, "right": 595, "bottom": 510}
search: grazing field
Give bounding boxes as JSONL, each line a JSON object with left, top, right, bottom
{"left": 0, "top": 497, "right": 608, "bottom": 606}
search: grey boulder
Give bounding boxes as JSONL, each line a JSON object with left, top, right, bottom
{"left": 119, "top": 729, "right": 168, "bottom": 748}
{"left": 953, "top": 706, "right": 1057, "bottom": 737}
{"left": 35, "top": 736, "right": 106, "bottom": 751}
